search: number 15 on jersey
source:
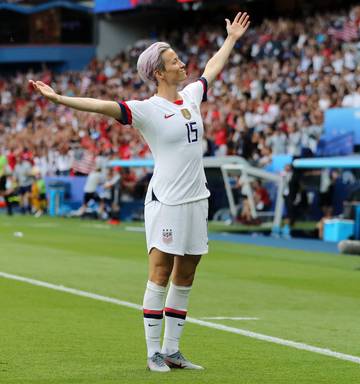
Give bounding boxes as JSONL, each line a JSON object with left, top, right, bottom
{"left": 186, "top": 122, "right": 198, "bottom": 143}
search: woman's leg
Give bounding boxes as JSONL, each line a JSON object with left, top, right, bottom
{"left": 148, "top": 248, "right": 174, "bottom": 286}
{"left": 143, "top": 248, "right": 173, "bottom": 361}
{"left": 162, "top": 255, "right": 202, "bottom": 362}
{"left": 143, "top": 199, "right": 206, "bottom": 370}
{"left": 172, "top": 254, "right": 201, "bottom": 286}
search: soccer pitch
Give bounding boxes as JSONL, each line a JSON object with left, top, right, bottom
{"left": 0, "top": 216, "right": 359, "bottom": 383}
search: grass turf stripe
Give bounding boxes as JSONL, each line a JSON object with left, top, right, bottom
{"left": 1, "top": 270, "right": 359, "bottom": 365}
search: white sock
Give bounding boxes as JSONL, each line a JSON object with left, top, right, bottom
{"left": 161, "top": 282, "right": 192, "bottom": 356}
{"left": 143, "top": 280, "right": 166, "bottom": 358}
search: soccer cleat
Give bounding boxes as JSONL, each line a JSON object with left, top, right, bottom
{"left": 164, "top": 351, "right": 204, "bottom": 370}
{"left": 147, "top": 352, "right": 171, "bottom": 372}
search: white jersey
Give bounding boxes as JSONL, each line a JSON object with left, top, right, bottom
{"left": 118, "top": 78, "right": 210, "bottom": 205}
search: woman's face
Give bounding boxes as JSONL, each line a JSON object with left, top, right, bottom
{"left": 156, "top": 49, "right": 187, "bottom": 85}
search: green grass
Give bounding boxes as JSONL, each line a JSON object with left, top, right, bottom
{"left": 208, "top": 220, "right": 317, "bottom": 233}
{"left": 0, "top": 215, "right": 359, "bottom": 383}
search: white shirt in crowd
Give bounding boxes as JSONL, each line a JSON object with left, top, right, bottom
{"left": 56, "top": 152, "right": 74, "bottom": 173}
{"left": 14, "top": 160, "right": 33, "bottom": 187}
{"left": 342, "top": 91, "right": 360, "bottom": 108}
{"left": 312, "top": 54, "right": 324, "bottom": 72}
{"left": 267, "top": 131, "right": 287, "bottom": 155}
{"left": 84, "top": 170, "right": 105, "bottom": 193}
{"left": 1, "top": 90, "right": 12, "bottom": 105}
{"left": 287, "top": 130, "right": 302, "bottom": 156}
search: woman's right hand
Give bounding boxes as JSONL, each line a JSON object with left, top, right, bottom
{"left": 29, "top": 80, "right": 59, "bottom": 103}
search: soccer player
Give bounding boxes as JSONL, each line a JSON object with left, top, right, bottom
{"left": 30, "top": 11, "right": 250, "bottom": 372}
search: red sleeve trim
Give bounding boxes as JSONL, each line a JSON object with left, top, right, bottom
{"left": 117, "top": 101, "right": 133, "bottom": 125}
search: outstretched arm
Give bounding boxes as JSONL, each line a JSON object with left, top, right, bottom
{"left": 202, "top": 12, "right": 250, "bottom": 86}
{"left": 29, "top": 80, "right": 121, "bottom": 120}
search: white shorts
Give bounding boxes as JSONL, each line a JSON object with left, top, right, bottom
{"left": 144, "top": 198, "right": 209, "bottom": 256}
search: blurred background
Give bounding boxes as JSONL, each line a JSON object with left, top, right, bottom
{"left": 1, "top": 0, "right": 360, "bottom": 243}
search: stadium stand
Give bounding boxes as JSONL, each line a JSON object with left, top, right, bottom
{"left": 1, "top": 3, "right": 360, "bottom": 222}
{"left": 1, "top": 6, "right": 360, "bottom": 174}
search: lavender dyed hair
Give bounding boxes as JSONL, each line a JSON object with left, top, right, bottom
{"left": 137, "top": 42, "right": 171, "bottom": 83}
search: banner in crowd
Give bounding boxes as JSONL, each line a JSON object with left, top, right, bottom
{"left": 324, "top": 108, "right": 360, "bottom": 145}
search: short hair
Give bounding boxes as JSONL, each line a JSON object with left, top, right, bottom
{"left": 137, "top": 42, "right": 171, "bottom": 83}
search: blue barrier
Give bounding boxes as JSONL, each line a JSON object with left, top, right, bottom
{"left": 293, "top": 156, "right": 360, "bottom": 169}
{"left": 0, "top": 45, "right": 96, "bottom": 71}
{"left": 317, "top": 132, "right": 354, "bottom": 156}
{"left": 355, "top": 205, "right": 360, "bottom": 240}
{"left": 49, "top": 186, "right": 65, "bottom": 216}
{"left": 323, "top": 219, "right": 354, "bottom": 242}
{"left": 108, "top": 159, "right": 154, "bottom": 168}
{"left": 45, "top": 176, "right": 86, "bottom": 208}
{"left": 265, "top": 154, "right": 293, "bottom": 173}
{"left": 45, "top": 175, "right": 144, "bottom": 220}
{"left": 324, "top": 108, "right": 360, "bottom": 145}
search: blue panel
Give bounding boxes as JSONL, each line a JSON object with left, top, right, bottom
{"left": 266, "top": 154, "right": 293, "bottom": 173}
{"left": 95, "top": 0, "right": 134, "bottom": 13}
{"left": 317, "top": 132, "right": 354, "bottom": 157}
{"left": 208, "top": 233, "right": 339, "bottom": 254}
{"left": 323, "top": 220, "right": 354, "bottom": 242}
{"left": 293, "top": 156, "right": 360, "bottom": 169}
{"left": 0, "top": 45, "right": 96, "bottom": 70}
{"left": 0, "top": 1, "right": 92, "bottom": 14}
{"left": 45, "top": 176, "right": 87, "bottom": 205}
{"left": 108, "top": 159, "right": 154, "bottom": 167}
{"left": 324, "top": 108, "right": 360, "bottom": 145}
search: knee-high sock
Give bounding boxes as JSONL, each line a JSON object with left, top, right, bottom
{"left": 162, "top": 283, "right": 192, "bottom": 356}
{"left": 143, "top": 280, "right": 166, "bottom": 358}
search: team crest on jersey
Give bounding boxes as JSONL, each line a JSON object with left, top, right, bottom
{"left": 162, "top": 229, "right": 173, "bottom": 244}
{"left": 181, "top": 108, "right": 192, "bottom": 120}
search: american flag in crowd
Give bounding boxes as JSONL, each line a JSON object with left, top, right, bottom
{"left": 328, "top": 21, "right": 359, "bottom": 42}
{"left": 72, "top": 150, "right": 96, "bottom": 175}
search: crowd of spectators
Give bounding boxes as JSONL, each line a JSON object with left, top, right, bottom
{"left": 1, "top": 5, "right": 360, "bottom": 182}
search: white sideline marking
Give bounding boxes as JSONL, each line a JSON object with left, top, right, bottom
{"left": 125, "top": 226, "right": 145, "bottom": 232}
{"left": 0, "top": 222, "right": 59, "bottom": 228}
{"left": 201, "top": 317, "right": 259, "bottom": 321}
{"left": 1, "top": 271, "right": 359, "bottom": 365}
{"left": 81, "top": 224, "right": 111, "bottom": 230}
{"left": 30, "top": 223, "right": 59, "bottom": 228}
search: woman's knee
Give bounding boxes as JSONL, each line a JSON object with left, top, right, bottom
{"left": 172, "top": 272, "right": 195, "bottom": 287}
{"left": 148, "top": 248, "right": 174, "bottom": 286}
{"left": 172, "top": 255, "right": 201, "bottom": 286}
{"left": 149, "top": 266, "right": 172, "bottom": 286}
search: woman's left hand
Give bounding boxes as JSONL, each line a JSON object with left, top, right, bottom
{"left": 225, "top": 11, "right": 250, "bottom": 41}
